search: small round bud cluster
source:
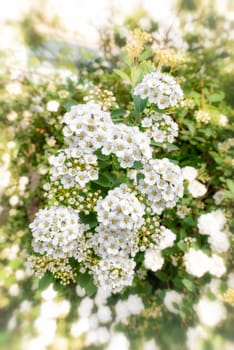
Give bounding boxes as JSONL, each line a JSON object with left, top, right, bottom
{"left": 126, "top": 29, "right": 152, "bottom": 59}
{"left": 218, "top": 138, "right": 234, "bottom": 153}
{"left": 27, "top": 255, "right": 76, "bottom": 285}
{"left": 222, "top": 288, "right": 234, "bottom": 304}
{"left": 141, "top": 112, "right": 178, "bottom": 143}
{"left": 137, "top": 215, "right": 160, "bottom": 250}
{"left": 154, "top": 48, "right": 185, "bottom": 67}
{"left": 176, "top": 205, "right": 191, "bottom": 219}
{"left": 30, "top": 206, "right": 89, "bottom": 259}
{"left": 134, "top": 72, "right": 183, "bottom": 109}
{"left": 137, "top": 158, "right": 184, "bottom": 214}
{"left": 183, "top": 237, "right": 196, "bottom": 245}
{"left": 83, "top": 86, "right": 117, "bottom": 111}
{"left": 180, "top": 98, "right": 195, "bottom": 109}
{"left": 49, "top": 149, "right": 99, "bottom": 189}
{"left": 194, "top": 110, "right": 211, "bottom": 124}
{"left": 43, "top": 183, "right": 102, "bottom": 215}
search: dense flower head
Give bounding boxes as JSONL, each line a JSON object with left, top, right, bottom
{"left": 137, "top": 158, "right": 184, "bottom": 214}
{"left": 49, "top": 148, "right": 99, "bottom": 189}
{"left": 141, "top": 113, "right": 178, "bottom": 143}
{"left": 94, "top": 184, "right": 145, "bottom": 232}
{"left": 30, "top": 206, "right": 89, "bottom": 259}
{"left": 183, "top": 248, "right": 226, "bottom": 278}
{"left": 92, "top": 225, "right": 139, "bottom": 259}
{"left": 134, "top": 72, "right": 183, "bottom": 109}
{"left": 92, "top": 256, "right": 136, "bottom": 293}
{"left": 144, "top": 249, "right": 164, "bottom": 272}
{"left": 62, "top": 102, "right": 113, "bottom": 151}
{"left": 101, "top": 123, "right": 152, "bottom": 167}
{"left": 197, "top": 210, "right": 230, "bottom": 254}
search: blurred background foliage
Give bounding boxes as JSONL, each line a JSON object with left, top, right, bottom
{"left": 0, "top": 0, "right": 233, "bottom": 349}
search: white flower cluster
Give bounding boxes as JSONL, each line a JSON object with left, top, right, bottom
{"left": 93, "top": 256, "right": 136, "bottom": 293}
{"left": 197, "top": 210, "right": 230, "bottom": 254}
{"left": 134, "top": 72, "right": 183, "bottom": 109}
{"left": 62, "top": 102, "right": 113, "bottom": 152}
{"left": 183, "top": 248, "right": 226, "bottom": 278}
{"left": 137, "top": 158, "right": 184, "bottom": 214}
{"left": 144, "top": 249, "right": 164, "bottom": 272}
{"left": 144, "top": 226, "right": 176, "bottom": 272}
{"left": 194, "top": 296, "right": 226, "bottom": 327}
{"left": 49, "top": 149, "right": 98, "bottom": 189}
{"left": 30, "top": 206, "right": 89, "bottom": 259}
{"left": 141, "top": 113, "right": 178, "bottom": 143}
{"left": 92, "top": 185, "right": 145, "bottom": 292}
{"left": 114, "top": 294, "right": 144, "bottom": 323}
{"left": 182, "top": 166, "right": 207, "bottom": 198}
{"left": 94, "top": 185, "right": 145, "bottom": 232}
{"left": 62, "top": 102, "right": 152, "bottom": 168}
{"left": 101, "top": 123, "right": 152, "bottom": 168}
{"left": 164, "top": 290, "right": 183, "bottom": 314}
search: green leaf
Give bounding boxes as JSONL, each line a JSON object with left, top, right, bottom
{"left": 166, "top": 143, "right": 179, "bottom": 151}
{"left": 177, "top": 241, "right": 188, "bottom": 252}
{"left": 130, "top": 66, "right": 144, "bottom": 86}
{"left": 139, "top": 49, "right": 153, "bottom": 62}
{"left": 132, "top": 161, "right": 143, "bottom": 169}
{"left": 38, "top": 271, "right": 53, "bottom": 291}
{"left": 226, "top": 179, "right": 234, "bottom": 193}
{"left": 77, "top": 272, "right": 97, "bottom": 296}
{"left": 207, "top": 92, "right": 225, "bottom": 102}
{"left": 113, "top": 69, "right": 131, "bottom": 83}
{"left": 80, "top": 212, "right": 98, "bottom": 228}
{"left": 93, "top": 173, "right": 112, "bottom": 187}
{"left": 111, "top": 109, "right": 126, "bottom": 118}
{"left": 133, "top": 95, "right": 147, "bottom": 117}
{"left": 156, "top": 271, "right": 168, "bottom": 281}
{"left": 182, "top": 278, "right": 196, "bottom": 292}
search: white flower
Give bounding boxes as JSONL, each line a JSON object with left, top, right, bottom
{"left": 227, "top": 272, "right": 234, "bottom": 289}
{"left": 75, "top": 285, "right": 86, "bottom": 297}
{"left": 141, "top": 113, "right": 178, "bottom": 144}
{"left": 194, "top": 297, "right": 226, "bottom": 327}
{"left": 41, "top": 285, "right": 57, "bottom": 301}
{"left": 30, "top": 206, "right": 89, "bottom": 259}
{"left": 126, "top": 295, "right": 144, "bottom": 315}
{"left": 97, "top": 306, "right": 112, "bottom": 324}
{"left": 209, "top": 254, "right": 226, "bottom": 277}
{"left": 219, "top": 114, "right": 228, "bottom": 126}
{"left": 106, "top": 332, "right": 129, "bottom": 350}
{"left": 188, "top": 180, "right": 207, "bottom": 198}
{"left": 70, "top": 318, "right": 89, "bottom": 337}
{"left": 208, "top": 232, "right": 230, "bottom": 254}
{"left": 143, "top": 339, "right": 161, "bottom": 350}
{"left": 78, "top": 297, "right": 94, "bottom": 317}
{"left": 213, "top": 190, "right": 225, "bottom": 205}
{"left": 144, "top": 249, "right": 164, "bottom": 272}
{"left": 182, "top": 166, "right": 198, "bottom": 182}
{"left": 85, "top": 327, "right": 110, "bottom": 346}
{"left": 183, "top": 248, "right": 210, "bottom": 277}
{"left": 137, "top": 158, "right": 184, "bottom": 215}
{"left": 9, "top": 195, "right": 19, "bottom": 206}
{"left": 197, "top": 210, "right": 226, "bottom": 236}
{"left": 6, "top": 82, "right": 22, "bottom": 95}
{"left": 164, "top": 290, "right": 183, "bottom": 314}
{"left": 46, "top": 100, "right": 60, "bottom": 112}
{"left": 134, "top": 72, "right": 183, "bottom": 109}
{"left": 9, "top": 283, "right": 20, "bottom": 297}
{"left": 186, "top": 326, "right": 208, "bottom": 350}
